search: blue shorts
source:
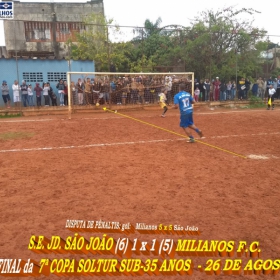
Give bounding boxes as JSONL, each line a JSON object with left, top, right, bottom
{"left": 2, "top": 94, "right": 10, "bottom": 103}
{"left": 180, "top": 113, "right": 194, "bottom": 127}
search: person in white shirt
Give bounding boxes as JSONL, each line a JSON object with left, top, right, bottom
{"left": 42, "top": 82, "right": 50, "bottom": 106}
{"left": 12, "top": 80, "right": 21, "bottom": 108}
{"left": 267, "top": 84, "right": 275, "bottom": 110}
{"left": 27, "top": 84, "right": 34, "bottom": 106}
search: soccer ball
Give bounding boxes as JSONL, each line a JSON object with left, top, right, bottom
{"left": 96, "top": 103, "right": 100, "bottom": 106}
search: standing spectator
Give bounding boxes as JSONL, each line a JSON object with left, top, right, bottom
{"left": 92, "top": 78, "right": 101, "bottom": 105}
{"left": 220, "top": 82, "right": 226, "bottom": 101}
{"left": 34, "top": 83, "right": 43, "bottom": 107}
{"left": 251, "top": 81, "right": 258, "bottom": 97}
{"left": 231, "top": 81, "right": 236, "bottom": 100}
{"left": 42, "top": 82, "right": 50, "bottom": 106}
{"left": 194, "top": 78, "right": 200, "bottom": 90}
{"left": 12, "top": 80, "right": 21, "bottom": 108}
{"left": 115, "top": 78, "right": 123, "bottom": 105}
{"left": 273, "top": 78, "right": 278, "bottom": 96}
{"left": 263, "top": 78, "right": 267, "bottom": 98}
{"left": 76, "top": 78, "right": 84, "bottom": 105}
{"left": 70, "top": 81, "right": 77, "bottom": 105}
{"left": 257, "top": 77, "right": 265, "bottom": 99}
{"left": 155, "top": 79, "right": 162, "bottom": 103}
{"left": 198, "top": 80, "right": 205, "bottom": 101}
{"left": 203, "top": 79, "right": 210, "bottom": 101}
{"left": 213, "top": 77, "right": 221, "bottom": 101}
{"left": 130, "top": 78, "right": 138, "bottom": 104}
{"left": 27, "top": 84, "right": 34, "bottom": 106}
{"left": 244, "top": 78, "right": 251, "bottom": 99}
{"left": 110, "top": 79, "right": 116, "bottom": 104}
{"left": 194, "top": 87, "right": 200, "bottom": 102}
{"left": 110, "top": 62, "right": 116, "bottom": 72}
{"left": 137, "top": 81, "right": 144, "bottom": 104}
{"left": 56, "top": 79, "right": 65, "bottom": 106}
{"left": 210, "top": 80, "right": 214, "bottom": 101}
{"left": 267, "top": 84, "right": 276, "bottom": 110}
{"left": 144, "top": 80, "right": 150, "bottom": 104}
{"left": 64, "top": 81, "right": 68, "bottom": 106}
{"left": 20, "top": 80, "right": 28, "bottom": 107}
{"left": 1, "top": 80, "right": 11, "bottom": 109}
{"left": 84, "top": 77, "right": 92, "bottom": 105}
{"left": 238, "top": 78, "right": 246, "bottom": 100}
{"left": 276, "top": 76, "right": 280, "bottom": 99}
{"left": 102, "top": 78, "right": 110, "bottom": 105}
{"left": 48, "top": 83, "right": 57, "bottom": 106}
{"left": 122, "top": 77, "right": 129, "bottom": 105}
{"left": 226, "top": 81, "right": 232, "bottom": 100}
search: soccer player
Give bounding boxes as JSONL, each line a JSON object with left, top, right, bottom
{"left": 159, "top": 90, "right": 168, "bottom": 117}
{"left": 173, "top": 83, "right": 204, "bottom": 143}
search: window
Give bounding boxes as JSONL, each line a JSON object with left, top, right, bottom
{"left": 24, "top": 21, "right": 86, "bottom": 42}
{"left": 56, "top": 22, "right": 85, "bottom": 42}
{"left": 22, "top": 72, "right": 43, "bottom": 83}
{"left": 47, "top": 72, "right": 67, "bottom": 82}
{"left": 24, "top": 22, "right": 52, "bottom": 42}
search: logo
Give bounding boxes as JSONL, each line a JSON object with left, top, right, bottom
{"left": 0, "top": 2, "right": 13, "bottom": 19}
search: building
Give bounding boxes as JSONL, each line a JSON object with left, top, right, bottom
{"left": 0, "top": 58, "right": 95, "bottom": 107}
{"left": 0, "top": 1, "right": 103, "bottom": 107}
{"left": 3, "top": 0, "right": 104, "bottom": 59}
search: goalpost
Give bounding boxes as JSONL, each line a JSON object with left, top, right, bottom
{"left": 66, "top": 72, "right": 194, "bottom": 119}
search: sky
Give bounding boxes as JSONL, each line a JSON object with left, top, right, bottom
{"left": 0, "top": 0, "right": 280, "bottom": 46}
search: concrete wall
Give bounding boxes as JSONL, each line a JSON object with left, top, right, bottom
{"left": 0, "top": 58, "right": 95, "bottom": 107}
{"left": 3, "top": 0, "right": 104, "bottom": 58}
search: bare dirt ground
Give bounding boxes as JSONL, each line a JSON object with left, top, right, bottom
{"left": 0, "top": 106, "right": 279, "bottom": 280}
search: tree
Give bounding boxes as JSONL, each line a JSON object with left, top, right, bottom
{"left": 69, "top": 13, "right": 121, "bottom": 72}
{"left": 181, "top": 7, "right": 267, "bottom": 80}
{"left": 133, "top": 17, "right": 162, "bottom": 40}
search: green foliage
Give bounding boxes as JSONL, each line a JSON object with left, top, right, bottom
{"left": 0, "top": 113, "right": 21, "bottom": 118}
{"left": 69, "top": 13, "right": 119, "bottom": 71}
{"left": 248, "top": 96, "right": 266, "bottom": 108}
{"left": 130, "top": 55, "right": 155, "bottom": 72}
{"left": 0, "top": 131, "right": 34, "bottom": 140}
{"left": 70, "top": 8, "right": 270, "bottom": 76}
{"left": 271, "top": 67, "right": 280, "bottom": 78}
{"left": 182, "top": 7, "right": 267, "bottom": 79}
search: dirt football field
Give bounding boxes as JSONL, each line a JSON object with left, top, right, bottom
{"left": 0, "top": 106, "right": 280, "bottom": 280}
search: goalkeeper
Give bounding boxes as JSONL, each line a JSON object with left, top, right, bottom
{"left": 159, "top": 90, "right": 168, "bottom": 117}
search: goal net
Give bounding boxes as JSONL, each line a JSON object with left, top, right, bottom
{"left": 66, "top": 72, "right": 194, "bottom": 118}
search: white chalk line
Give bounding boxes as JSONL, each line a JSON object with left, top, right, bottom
{"left": 0, "top": 139, "right": 173, "bottom": 153}
{"left": 0, "top": 108, "right": 279, "bottom": 123}
{"left": 0, "top": 132, "right": 280, "bottom": 154}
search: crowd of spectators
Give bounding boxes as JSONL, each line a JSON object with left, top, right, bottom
{"left": 0, "top": 75, "right": 191, "bottom": 108}
{"left": 1, "top": 75, "right": 280, "bottom": 109}
{"left": 194, "top": 76, "right": 280, "bottom": 101}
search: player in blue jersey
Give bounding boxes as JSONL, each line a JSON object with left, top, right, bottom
{"left": 173, "top": 83, "right": 204, "bottom": 143}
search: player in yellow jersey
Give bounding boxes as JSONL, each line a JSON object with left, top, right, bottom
{"left": 159, "top": 90, "right": 168, "bottom": 117}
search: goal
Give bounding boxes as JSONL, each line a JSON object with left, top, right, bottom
{"left": 66, "top": 72, "right": 194, "bottom": 119}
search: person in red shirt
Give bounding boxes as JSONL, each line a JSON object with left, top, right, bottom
{"left": 34, "top": 83, "right": 43, "bottom": 107}
{"left": 213, "top": 77, "right": 221, "bottom": 101}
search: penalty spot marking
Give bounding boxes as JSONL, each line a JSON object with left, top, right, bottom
{"left": 248, "top": 155, "right": 270, "bottom": 160}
